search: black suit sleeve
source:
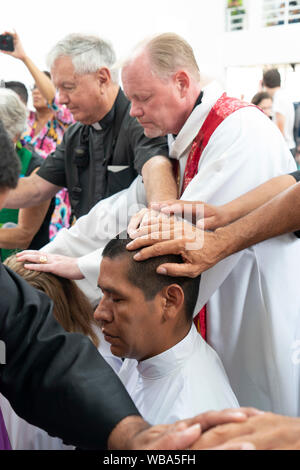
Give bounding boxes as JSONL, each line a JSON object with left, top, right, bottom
{"left": 0, "top": 264, "right": 139, "bottom": 449}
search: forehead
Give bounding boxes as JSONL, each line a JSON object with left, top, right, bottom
{"left": 51, "top": 56, "right": 77, "bottom": 84}
{"left": 99, "top": 256, "right": 133, "bottom": 292}
{"left": 122, "top": 54, "right": 163, "bottom": 96}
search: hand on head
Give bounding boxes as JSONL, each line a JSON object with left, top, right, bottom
{"left": 150, "top": 199, "right": 229, "bottom": 231}
{"left": 16, "top": 250, "right": 84, "bottom": 280}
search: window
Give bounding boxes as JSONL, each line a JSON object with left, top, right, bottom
{"left": 226, "top": 0, "right": 247, "bottom": 32}
{"left": 263, "top": 0, "right": 300, "bottom": 27}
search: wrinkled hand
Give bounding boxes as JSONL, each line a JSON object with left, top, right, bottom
{"left": 16, "top": 250, "right": 84, "bottom": 280}
{"left": 131, "top": 409, "right": 259, "bottom": 450}
{"left": 151, "top": 200, "right": 229, "bottom": 231}
{"left": 127, "top": 218, "right": 225, "bottom": 277}
{"left": 0, "top": 31, "right": 26, "bottom": 61}
{"left": 128, "top": 207, "right": 172, "bottom": 237}
{"left": 111, "top": 408, "right": 259, "bottom": 450}
{"left": 190, "top": 412, "right": 300, "bottom": 450}
{"left": 130, "top": 214, "right": 196, "bottom": 241}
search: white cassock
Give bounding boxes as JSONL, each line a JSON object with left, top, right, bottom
{"left": 43, "top": 82, "right": 300, "bottom": 416}
{"left": 117, "top": 324, "right": 238, "bottom": 424}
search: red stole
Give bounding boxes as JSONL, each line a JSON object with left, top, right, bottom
{"left": 180, "top": 93, "right": 256, "bottom": 340}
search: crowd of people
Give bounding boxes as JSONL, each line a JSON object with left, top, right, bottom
{"left": 0, "top": 29, "right": 300, "bottom": 451}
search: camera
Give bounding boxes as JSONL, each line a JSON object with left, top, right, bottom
{"left": 0, "top": 34, "right": 14, "bottom": 52}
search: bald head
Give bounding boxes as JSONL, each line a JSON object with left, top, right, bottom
{"left": 122, "top": 33, "right": 202, "bottom": 136}
{"left": 124, "top": 33, "right": 200, "bottom": 82}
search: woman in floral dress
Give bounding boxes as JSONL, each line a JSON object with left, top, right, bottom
{"left": 1, "top": 31, "right": 74, "bottom": 239}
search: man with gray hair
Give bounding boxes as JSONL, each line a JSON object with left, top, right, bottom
{"left": 121, "top": 33, "right": 300, "bottom": 418}
{"left": 4, "top": 34, "right": 177, "bottom": 224}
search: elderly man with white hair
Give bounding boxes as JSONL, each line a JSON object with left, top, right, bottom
{"left": 0, "top": 89, "right": 53, "bottom": 261}
{"left": 4, "top": 34, "right": 177, "bottom": 223}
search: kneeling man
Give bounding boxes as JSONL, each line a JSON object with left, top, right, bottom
{"left": 95, "top": 233, "right": 238, "bottom": 424}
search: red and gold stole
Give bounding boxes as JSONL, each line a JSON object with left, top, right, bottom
{"left": 177, "top": 93, "right": 256, "bottom": 340}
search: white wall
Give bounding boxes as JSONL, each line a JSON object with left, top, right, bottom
{"left": 0, "top": 0, "right": 225, "bottom": 86}
{"left": 1, "top": 0, "right": 299, "bottom": 102}
{"left": 224, "top": 0, "right": 300, "bottom": 67}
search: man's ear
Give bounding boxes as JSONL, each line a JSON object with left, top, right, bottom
{"left": 96, "top": 67, "right": 111, "bottom": 88}
{"left": 161, "top": 284, "right": 185, "bottom": 321}
{"left": 173, "top": 70, "right": 190, "bottom": 98}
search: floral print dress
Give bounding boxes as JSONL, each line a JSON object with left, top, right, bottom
{"left": 22, "top": 97, "right": 74, "bottom": 239}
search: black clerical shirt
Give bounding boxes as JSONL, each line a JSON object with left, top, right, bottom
{"left": 37, "top": 88, "right": 169, "bottom": 220}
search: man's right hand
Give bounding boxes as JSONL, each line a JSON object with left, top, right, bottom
{"left": 16, "top": 251, "right": 84, "bottom": 280}
{"left": 150, "top": 200, "right": 230, "bottom": 231}
{"left": 127, "top": 217, "right": 227, "bottom": 277}
{"left": 190, "top": 412, "right": 300, "bottom": 450}
{"left": 108, "top": 408, "right": 260, "bottom": 450}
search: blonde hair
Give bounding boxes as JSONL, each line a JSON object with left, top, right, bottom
{"left": 4, "top": 256, "right": 99, "bottom": 347}
{"left": 139, "top": 33, "right": 200, "bottom": 82}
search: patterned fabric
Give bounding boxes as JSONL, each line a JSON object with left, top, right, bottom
{"left": 182, "top": 93, "right": 256, "bottom": 340}
{"left": 22, "top": 96, "right": 74, "bottom": 239}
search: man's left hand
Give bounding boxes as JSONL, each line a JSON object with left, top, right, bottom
{"left": 108, "top": 408, "right": 260, "bottom": 450}
{"left": 189, "top": 412, "right": 300, "bottom": 450}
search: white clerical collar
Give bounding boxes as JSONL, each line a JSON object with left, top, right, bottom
{"left": 91, "top": 122, "right": 102, "bottom": 131}
{"left": 168, "top": 81, "right": 224, "bottom": 161}
{"left": 137, "top": 324, "right": 201, "bottom": 379}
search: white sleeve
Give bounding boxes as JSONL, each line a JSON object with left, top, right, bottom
{"left": 180, "top": 107, "right": 297, "bottom": 314}
{"left": 42, "top": 176, "right": 147, "bottom": 305}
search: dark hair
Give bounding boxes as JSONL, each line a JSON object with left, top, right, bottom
{"left": 5, "top": 81, "right": 28, "bottom": 105}
{"left": 102, "top": 232, "right": 201, "bottom": 321}
{"left": 262, "top": 69, "right": 281, "bottom": 88}
{"left": 251, "top": 91, "right": 272, "bottom": 106}
{"left": 0, "top": 119, "right": 20, "bottom": 190}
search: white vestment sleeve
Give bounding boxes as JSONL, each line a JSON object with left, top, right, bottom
{"left": 180, "top": 107, "right": 296, "bottom": 315}
{"left": 42, "top": 176, "right": 147, "bottom": 305}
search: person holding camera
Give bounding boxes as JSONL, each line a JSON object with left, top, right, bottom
{"left": 0, "top": 31, "right": 74, "bottom": 239}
